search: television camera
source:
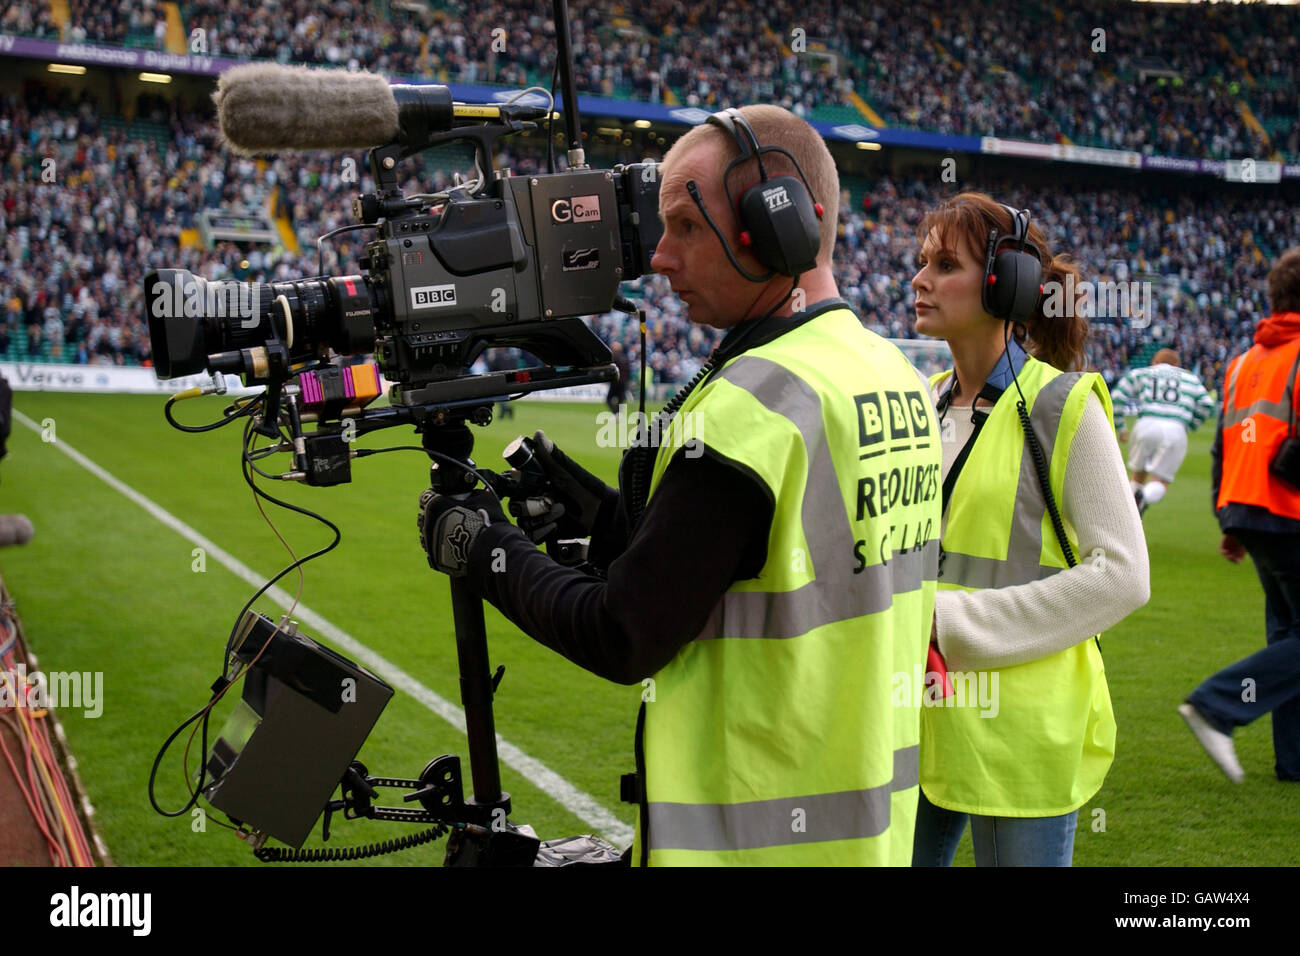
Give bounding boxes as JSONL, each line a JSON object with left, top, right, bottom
{"left": 145, "top": 0, "right": 661, "bottom": 867}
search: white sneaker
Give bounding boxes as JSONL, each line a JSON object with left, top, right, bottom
{"left": 1179, "top": 703, "right": 1245, "bottom": 783}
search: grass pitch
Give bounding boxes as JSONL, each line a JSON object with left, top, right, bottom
{"left": 4, "top": 392, "right": 1296, "bottom": 866}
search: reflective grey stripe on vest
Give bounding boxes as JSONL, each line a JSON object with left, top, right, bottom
{"left": 939, "top": 372, "right": 1081, "bottom": 590}
{"left": 649, "top": 744, "right": 919, "bottom": 852}
{"left": 1223, "top": 356, "right": 1244, "bottom": 415}
{"left": 697, "top": 355, "right": 939, "bottom": 641}
{"left": 1220, "top": 347, "right": 1300, "bottom": 428}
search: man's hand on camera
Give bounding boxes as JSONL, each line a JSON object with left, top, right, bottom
{"left": 417, "top": 487, "right": 507, "bottom": 577}
{"left": 509, "top": 430, "right": 612, "bottom": 543}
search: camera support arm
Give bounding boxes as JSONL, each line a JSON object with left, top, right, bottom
{"left": 422, "top": 419, "right": 511, "bottom": 816}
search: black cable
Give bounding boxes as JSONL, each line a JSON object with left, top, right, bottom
{"left": 353, "top": 445, "right": 427, "bottom": 457}
{"left": 638, "top": 307, "right": 648, "bottom": 424}
{"left": 164, "top": 393, "right": 260, "bottom": 433}
{"left": 546, "top": 58, "right": 559, "bottom": 174}
{"left": 244, "top": 428, "right": 291, "bottom": 479}
{"left": 625, "top": 278, "right": 800, "bottom": 525}
{"left": 317, "top": 222, "right": 376, "bottom": 277}
{"left": 154, "top": 417, "right": 347, "bottom": 816}
{"left": 346, "top": 435, "right": 514, "bottom": 508}
{"left": 624, "top": 354, "right": 717, "bottom": 526}
{"left": 159, "top": 415, "right": 348, "bottom": 818}
{"left": 421, "top": 447, "right": 509, "bottom": 513}
{"left": 147, "top": 698, "right": 214, "bottom": 817}
{"left": 1015, "top": 399, "right": 1076, "bottom": 569}
{"left": 246, "top": 458, "right": 285, "bottom": 482}
{"left": 224, "top": 415, "right": 343, "bottom": 670}
{"left": 1002, "top": 323, "right": 1101, "bottom": 653}
{"left": 685, "top": 180, "right": 776, "bottom": 283}
{"left": 1001, "top": 321, "right": 1075, "bottom": 569}
{"left": 253, "top": 822, "right": 451, "bottom": 862}
{"left": 246, "top": 441, "right": 430, "bottom": 481}
{"left": 245, "top": 442, "right": 285, "bottom": 461}
{"left": 150, "top": 394, "right": 263, "bottom": 820}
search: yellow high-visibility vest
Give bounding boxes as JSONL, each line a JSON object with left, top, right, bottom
{"left": 633, "top": 305, "right": 941, "bottom": 865}
{"left": 922, "top": 357, "right": 1116, "bottom": 816}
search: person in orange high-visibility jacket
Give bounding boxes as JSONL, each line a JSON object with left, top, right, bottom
{"left": 1180, "top": 246, "right": 1300, "bottom": 784}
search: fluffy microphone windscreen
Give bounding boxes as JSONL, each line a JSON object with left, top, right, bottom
{"left": 213, "top": 63, "right": 400, "bottom": 154}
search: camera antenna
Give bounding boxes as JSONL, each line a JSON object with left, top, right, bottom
{"left": 553, "top": 0, "right": 586, "bottom": 169}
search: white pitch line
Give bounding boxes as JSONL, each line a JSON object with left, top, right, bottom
{"left": 16, "top": 409, "right": 634, "bottom": 847}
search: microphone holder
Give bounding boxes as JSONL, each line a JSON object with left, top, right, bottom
{"left": 552, "top": 0, "right": 586, "bottom": 167}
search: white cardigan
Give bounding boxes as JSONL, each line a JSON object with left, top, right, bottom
{"left": 931, "top": 389, "right": 1151, "bottom": 671}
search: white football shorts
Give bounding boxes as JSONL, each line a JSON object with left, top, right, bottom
{"left": 1127, "top": 416, "right": 1189, "bottom": 482}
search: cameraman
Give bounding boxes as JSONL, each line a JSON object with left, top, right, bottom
{"left": 418, "top": 105, "right": 940, "bottom": 865}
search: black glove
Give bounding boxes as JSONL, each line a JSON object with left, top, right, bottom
{"left": 508, "top": 430, "right": 613, "bottom": 543}
{"left": 417, "top": 487, "right": 507, "bottom": 577}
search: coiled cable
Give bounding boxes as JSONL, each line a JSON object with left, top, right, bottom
{"left": 253, "top": 822, "right": 451, "bottom": 862}
{"left": 625, "top": 356, "right": 718, "bottom": 525}
{"left": 1015, "top": 399, "right": 1076, "bottom": 568}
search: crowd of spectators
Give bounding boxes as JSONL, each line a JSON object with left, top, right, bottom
{"left": 831, "top": 172, "right": 1295, "bottom": 393}
{"left": 594, "top": 168, "right": 1295, "bottom": 394}
{"left": 2, "top": 1, "right": 57, "bottom": 40}
{"left": 1, "top": 89, "right": 379, "bottom": 366}
{"left": 62, "top": 0, "right": 165, "bottom": 47}
{"left": 17, "top": 0, "right": 1296, "bottom": 162}
{"left": 2, "top": 87, "right": 1296, "bottom": 395}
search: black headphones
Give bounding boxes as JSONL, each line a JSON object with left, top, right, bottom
{"left": 686, "top": 107, "right": 824, "bottom": 280}
{"left": 982, "top": 204, "right": 1044, "bottom": 324}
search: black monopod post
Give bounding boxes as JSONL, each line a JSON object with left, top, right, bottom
{"left": 422, "top": 420, "right": 509, "bottom": 817}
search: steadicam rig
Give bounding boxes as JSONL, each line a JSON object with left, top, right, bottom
{"left": 147, "top": 0, "right": 646, "bottom": 866}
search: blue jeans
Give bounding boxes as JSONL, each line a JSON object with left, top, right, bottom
{"left": 912, "top": 789, "right": 1079, "bottom": 867}
{"left": 1187, "top": 529, "right": 1300, "bottom": 781}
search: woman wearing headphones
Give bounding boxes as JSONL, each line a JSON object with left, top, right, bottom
{"left": 909, "top": 192, "right": 1150, "bottom": 866}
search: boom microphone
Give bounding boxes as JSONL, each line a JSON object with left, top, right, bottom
{"left": 214, "top": 63, "right": 552, "bottom": 155}
{"left": 215, "top": 64, "right": 403, "bottom": 153}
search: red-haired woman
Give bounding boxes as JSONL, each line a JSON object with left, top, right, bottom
{"left": 909, "top": 192, "right": 1149, "bottom": 866}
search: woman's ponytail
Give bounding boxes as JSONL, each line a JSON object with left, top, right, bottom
{"left": 1025, "top": 249, "right": 1089, "bottom": 372}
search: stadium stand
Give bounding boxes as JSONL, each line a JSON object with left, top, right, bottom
{"left": 3, "top": 85, "right": 1294, "bottom": 390}
{"left": 7, "top": 85, "right": 1289, "bottom": 390}
{"left": 63, "top": 0, "right": 165, "bottom": 48}
{"left": 16, "top": 0, "right": 1295, "bottom": 161}
{"left": 2, "top": 0, "right": 1297, "bottom": 388}
{"left": 1, "top": 1, "right": 58, "bottom": 41}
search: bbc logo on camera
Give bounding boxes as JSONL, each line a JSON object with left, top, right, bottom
{"left": 410, "top": 284, "right": 458, "bottom": 309}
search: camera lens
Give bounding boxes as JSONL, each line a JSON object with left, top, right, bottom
{"left": 145, "top": 269, "right": 375, "bottom": 378}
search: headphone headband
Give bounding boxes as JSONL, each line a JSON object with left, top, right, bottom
{"left": 709, "top": 108, "right": 763, "bottom": 165}
{"left": 1004, "top": 204, "right": 1038, "bottom": 255}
